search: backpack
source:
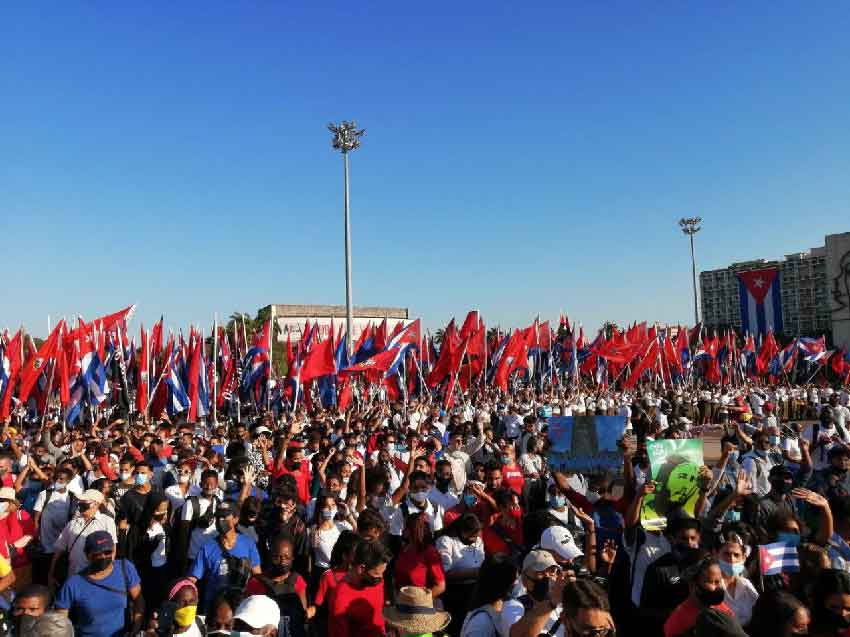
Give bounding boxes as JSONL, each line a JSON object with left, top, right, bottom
{"left": 218, "top": 538, "right": 252, "bottom": 594}
{"left": 186, "top": 495, "right": 219, "bottom": 533}
{"left": 255, "top": 573, "right": 306, "bottom": 637}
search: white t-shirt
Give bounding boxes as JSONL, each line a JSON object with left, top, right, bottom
{"left": 724, "top": 576, "right": 759, "bottom": 626}
{"left": 388, "top": 499, "right": 444, "bottom": 536}
{"left": 33, "top": 488, "right": 77, "bottom": 553}
{"left": 165, "top": 484, "right": 201, "bottom": 514}
{"left": 311, "top": 521, "right": 352, "bottom": 569}
{"left": 501, "top": 598, "right": 564, "bottom": 637}
{"left": 54, "top": 513, "right": 118, "bottom": 575}
{"left": 625, "top": 527, "right": 671, "bottom": 606}
{"left": 147, "top": 522, "right": 168, "bottom": 568}
{"left": 436, "top": 535, "right": 485, "bottom": 573}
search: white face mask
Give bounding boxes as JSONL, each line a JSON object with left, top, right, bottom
{"left": 178, "top": 474, "right": 190, "bottom": 484}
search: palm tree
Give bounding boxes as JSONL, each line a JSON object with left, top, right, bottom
{"left": 433, "top": 328, "right": 445, "bottom": 346}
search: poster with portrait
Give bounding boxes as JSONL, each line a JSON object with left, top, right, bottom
{"left": 640, "top": 439, "right": 704, "bottom": 531}
{"left": 547, "top": 416, "right": 627, "bottom": 474}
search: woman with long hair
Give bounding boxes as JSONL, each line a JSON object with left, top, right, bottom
{"left": 749, "top": 591, "right": 810, "bottom": 637}
{"left": 395, "top": 511, "right": 446, "bottom": 600}
{"left": 460, "top": 555, "right": 518, "bottom": 637}
{"left": 137, "top": 492, "right": 171, "bottom": 613}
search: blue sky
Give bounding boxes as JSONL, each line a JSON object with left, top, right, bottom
{"left": 3, "top": 2, "right": 850, "bottom": 338}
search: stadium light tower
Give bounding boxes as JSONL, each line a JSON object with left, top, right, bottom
{"left": 679, "top": 216, "right": 703, "bottom": 325}
{"left": 328, "top": 120, "right": 366, "bottom": 357}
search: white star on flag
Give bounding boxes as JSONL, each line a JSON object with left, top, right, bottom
{"left": 753, "top": 278, "right": 764, "bottom": 288}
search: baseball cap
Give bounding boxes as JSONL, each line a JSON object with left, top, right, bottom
{"left": 522, "top": 549, "right": 559, "bottom": 574}
{"left": 233, "top": 595, "right": 281, "bottom": 630}
{"left": 84, "top": 530, "right": 115, "bottom": 554}
{"left": 215, "top": 500, "right": 239, "bottom": 518}
{"left": 79, "top": 489, "right": 105, "bottom": 505}
{"left": 540, "top": 526, "right": 583, "bottom": 562}
{"left": 254, "top": 426, "right": 272, "bottom": 436}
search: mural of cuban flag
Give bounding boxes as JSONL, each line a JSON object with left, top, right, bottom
{"left": 737, "top": 268, "right": 783, "bottom": 337}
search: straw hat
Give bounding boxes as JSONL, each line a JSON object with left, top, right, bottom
{"left": 383, "top": 587, "right": 451, "bottom": 633}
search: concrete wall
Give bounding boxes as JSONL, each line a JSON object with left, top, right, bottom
{"left": 826, "top": 232, "right": 850, "bottom": 349}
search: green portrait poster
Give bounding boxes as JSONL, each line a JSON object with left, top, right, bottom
{"left": 640, "top": 439, "right": 704, "bottom": 531}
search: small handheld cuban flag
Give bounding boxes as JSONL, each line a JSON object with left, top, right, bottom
{"left": 759, "top": 541, "right": 800, "bottom": 576}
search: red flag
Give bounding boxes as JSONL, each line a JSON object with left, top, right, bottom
{"left": 494, "top": 331, "right": 528, "bottom": 391}
{"left": 337, "top": 378, "right": 352, "bottom": 412}
{"left": 624, "top": 340, "right": 659, "bottom": 389}
{"left": 459, "top": 311, "right": 480, "bottom": 340}
{"left": 18, "top": 320, "right": 64, "bottom": 404}
{"left": 0, "top": 330, "right": 23, "bottom": 419}
{"left": 136, "top": 326, "right": 149, "bottom": 413}
{"left": 299, "top": 337, "right": 336, "bottom": 384}
{"left": 57, "top": 330, "right": 71, "bottom": 407}
{"left": 374, "top": 319, "right": 388, "bottom": 351}
{"left": 188, "top": 335, "right": 202, "bottom": 423}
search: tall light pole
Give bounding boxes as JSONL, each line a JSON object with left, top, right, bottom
{"left": 679, "top": 216, "right": 703, "bottom": 325}
{"left": 328, "top": 120, "right": 366, "bottom": 357}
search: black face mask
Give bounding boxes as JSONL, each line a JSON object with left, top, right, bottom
{"left": 820, "top": 609, "right": 850, "bottom": 630}
{"left": 672, "top": 544, "right": 701, "bottom": 564}
{"left": 435, "top": 477, "right": 451, "bottom": 491}
{"left": 362, "top": 574, "right": 382, "bottom": 587}
{"left": 89, "top": 556, "right": 113, "bottom": 572}
{"left": 265, "top": 562, "right": 292, "bottom": 578}
{"left": 696, "top": 586, "right": 725, "bottom": 607}
{"left": 216, "top": 519, "right": 232, "bottom": 535}
{"left": 770, "top": 479, "right": 793, "bottom": 495}
{"left": 530, "top": 577, "right": 550, "bottom": 603}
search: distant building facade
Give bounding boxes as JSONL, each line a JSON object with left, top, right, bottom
{"left": 261, "top": 304, "right": 410, "bottom": 343}
{"left": 699, "top": 231, "right": 850, "bottom": 348}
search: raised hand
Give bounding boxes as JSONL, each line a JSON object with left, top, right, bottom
{"left": 791, "top": 487, "right": 829, "bottom": 508}
{"left": 600, "top": 539, "right": 618, "bottom": 565}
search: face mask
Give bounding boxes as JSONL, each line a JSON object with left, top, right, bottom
{"left": 53, "top": 481, "right": 67, "bottom": 491}
{"left": 500, "top": 457, "right": 511, "bottom": 465}
{"left": 170, "top": 454, "right": 179, "bottom": 463}
{"left": 585, "top": 491, "right": 601, "bottom": 504}
{"left": 549, "top": 494, "right": 566, "bottom": 509}
{"left": 120, "top": 471, "right": 132, "bottom": 481}
{"left": 88, "top": 556, "right": 113, "bottom": 572}
{"left": 342, "top": 477, "right": 350, "bottom": 485}
{"left": 728, "top": 450, "right": 739, "bottom": 463}
{"left": 463, "top": 494, "right": 477, "bottom": 507}
{"left": 820, "top": 610, "right": 850, "bottom": 630}
{"left": 153, "top": 512, "right": 167, "bottom": 522}
{"left": 435, "top": 477, "right": 451, "bottom": 490}
{"left": 673, "top": 545, "right": 701, "bottom": 563}
{"left": 203, "top": 488, "right": 217, "bottom": 498}
{"left": 769, "top": 436, "right": 780, "bottom": 446}
{"left": 135, "top": 473, "right": 149, "bottom": 486}
{"left": 771, "top": 480, "right": 792, "bottom": 495}
{"left": 726, "top": 510, "right": 741, "bottom": 523}
{"left": 530, "top": 577, "right": 550, "bottom": 603}
{"left": 216, "top": 519, "right": 232, "bottom": 535}
{"left": 409, "top": 491, "right": 428, "bottom": 505}
{"left": 322, "top": 509, "right": 336, "bottom": 520}
{"left": 178, "top": 474, "right": 190, "bottom": 483}
{"left": 173, "top": 605, "right": 198, "bottom": 627}
{"left": 0, "top": 503, "right": 8, "bottom": 515}
{"left": 777, "top": 531, "right": 801, "bottom": 546}
{"left": 718, "top": 559, "right": 745, "bottom": 577}
{"left": 362, "top": 574, "right": 382, "bottom": 587}
{"left": 696, "top": 586, "right": 725, "bottom": 607}
{"left": 386, "top": 443, "right": 395, "bottom": 453}
{"left": 265, "top": 562, "right": 292, "bottom": 577}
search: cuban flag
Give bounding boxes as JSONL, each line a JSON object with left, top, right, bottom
{"left": 759, "top": 541, "right": 799, "bottom": 575}
{"left": 164, "top": 347, "right": 190, "bottom": 415}
{"left": 737, "top": 268, "right": 783, "bottom": 336}
{"left": 798, "top": 336, "right": 828, "bottom": 363}
{"left": 0, "top": 342, "right": 8, "bottom": 407}
{"left": 80, "top": 336, "right": 108, "bottom": 405}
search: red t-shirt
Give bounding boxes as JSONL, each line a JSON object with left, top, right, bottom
{"left": 482, "top": 517, "right": 524, "bottom": 557}
{"left": 244, "top": 572, "right": 307, "bottom": 597}
{"left": 664, "top": 597, "right": 733, "bottom": 637}
{"left": 501, "top": 464, "right": 525, "bottom": 496}
{"left": 394, "top": 545, "right": 445, "bottom": 589}
{"left": 315, "top": 567, "right": 348, "bottom": 607}
{"left": 329, "top": 579, "right": 385, "bottom": 637}
{"left": 267, "top": 460, "right": 312, "bottom": 504}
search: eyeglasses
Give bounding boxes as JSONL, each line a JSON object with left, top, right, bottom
{"left": 571, "top": 627, "right": 614, "bottom": 637}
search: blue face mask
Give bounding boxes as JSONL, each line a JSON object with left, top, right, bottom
{"left": 726, "top": 510, "right": 741, "bottom": 523}
{"left": 135, "top": 473, "right": 149, "bottom": 486}
{"left": 463, "top": 494, "right": 477, "bottom": 507}
{"left": 500, "top": 457, "right": 511, "bottom": 465}
{"left": 718, "top": 559, "right": 745, "bottom": 577}
{"left": 769, "top": 436, "right": 780, "bottom": 446}
{"left": 777, "top": 531, "right": 801, "bottom": 547}
{"left": 549, "top": 495, "right": 567, "bottom": 509}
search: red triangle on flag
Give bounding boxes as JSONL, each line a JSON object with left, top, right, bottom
{"left": 737, "top": 268, "right": 779, "bottom": 304}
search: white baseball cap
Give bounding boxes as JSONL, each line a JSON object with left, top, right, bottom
{"left": 233, "top": 595, "right": 281, "bottom": 630}
{"left": 540, "top": 526, "right": 583, "bottom": 562}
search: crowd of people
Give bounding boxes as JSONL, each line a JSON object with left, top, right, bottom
{"left": 0, "top": 381, "right": 849, "bottom": 637}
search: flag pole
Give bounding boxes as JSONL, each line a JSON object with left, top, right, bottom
{"left": 213, "top": 313, "right": 218, "bottom": 424}
{"left": 268, "top": 307, "right": 274, "bottom": 414}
